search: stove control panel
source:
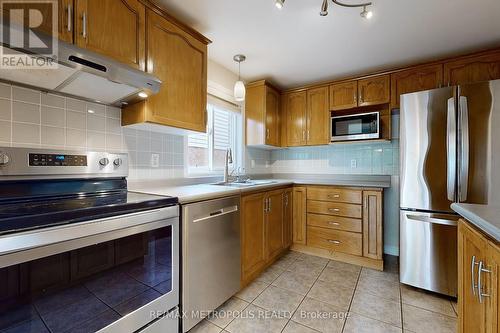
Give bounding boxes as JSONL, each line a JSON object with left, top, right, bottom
{"left": 29, "top": 154, "right": 88, "bottom": 167}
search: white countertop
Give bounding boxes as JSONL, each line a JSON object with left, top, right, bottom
{"left": 129, "top": 175, "right": 390, "bottom": 204}
{"left": 451, "top": 203, "right": 500, "bottom": 242}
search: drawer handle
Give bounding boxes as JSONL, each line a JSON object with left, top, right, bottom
{"left": 328, "top": 208, "right": 340, "bottom": 212}
{"left": 328, "top": 222, "right": 340, "bottom": 226}
{"left": 328, "top": 239, "right": 341, "bottom": 244}
{"left": 328, "top": 194, "right": 340, "bottom": 198}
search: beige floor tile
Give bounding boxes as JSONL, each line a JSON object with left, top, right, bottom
{"left": 287, "top": 260, "right": 325, "bottom": 277}
{"left": 343, "top": 313, "right": 402, "bottom": 333}
{"left": 255, "top": 264, "right": 286, "bottom": 283}
{"left": 272, "top": 255, "right": 297, "bottom": 270}
{"left": 188, "top": 319, "right": 222, "bottom": 333}
{"left": 291, "top": 297, "right": 346, "bottom": 333}
{"left": 235, "top": 280, "right": 268, "bottom": 302}
{"left": 307, "top": 280, "right": 354, "bottom": 311}
{"left": 282, "top": 320, "right": 320, "bottom": 333}
{"left": 283, "top": 250, "right": 303, "bottom": 260}
{"left": 451, "top": 300, "right": 458, "bottom": 316}
{"left": 207, "top": 297, "right": 249, "bottom": 328}
{"left": 356, "top": 273, "right": 400, "bottom": 302}
{"left": 402, "top": 304, "right": 457, "bottom": 333}
{"left": 225, "top": 304, "right": 288, "bottom": 333}
{"left": 317, "top": 266, "right": 359, "bottom": 290}
{"left": 326, "top": 260, "right": 362, "bottom": 275}
{"left": 296, "top": 253, "right": 329, "bottom": 267}
{"left": 360, "top": 267, "right": 399, "bottom": 283}
{"left": 401, "top": 285, "right": 456, "bottom": 317}
{"left": 253, "top": 285, "right": 304, "bottom": 317}
{"left": 272, "top": 270, "right": 317, "bottom": 295}
{"left": 350, "top": 288, "right": 402, "bottom": 327}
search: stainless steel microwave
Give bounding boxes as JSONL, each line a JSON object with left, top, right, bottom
{"left": 331, "top": 111, "right": 380, "bottom": 142}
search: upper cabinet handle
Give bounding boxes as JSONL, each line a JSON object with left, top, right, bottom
{"left": 82, "top": 12, "right": 87, "bottom": 38}
{"left": 67, "top": 4, "right": 72, "bottom": 32}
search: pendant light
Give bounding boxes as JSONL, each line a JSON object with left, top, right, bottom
{"left": 233, "top": 54, "right": 246, "bottom": 102}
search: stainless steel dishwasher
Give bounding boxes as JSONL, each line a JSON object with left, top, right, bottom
{"left": 181, "top": 196, "right": 241, "bottom": 332}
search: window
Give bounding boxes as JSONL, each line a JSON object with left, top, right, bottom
{"left": 187, "top": 103, "right": 240, "bottom": 175}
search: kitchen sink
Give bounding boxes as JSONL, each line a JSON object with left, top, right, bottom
{"left": 212, "top": 180, "right": 278, "bottom": 187}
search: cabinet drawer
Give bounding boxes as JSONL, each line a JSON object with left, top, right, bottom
{"left": 307, "top": 187, "right": 362, "bottom": 204}
{"left": 307, "top": 226, "right": 362, "bottom": 256}
{"left": 307, "top": 200, "right": 362, "bottom": 219}
{"left": 307, "top": 213, "right": 362, "bottom": 233}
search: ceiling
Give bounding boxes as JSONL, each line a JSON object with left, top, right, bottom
{"left": 157, "top": 0, "right": 500, "bottom": 89}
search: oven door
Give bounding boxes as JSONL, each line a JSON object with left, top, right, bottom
{"left": 0, "top": 206, "right": 179, "bottom": 333}
{"left": 331, "top": 112, "right": 380, "bottom": 142}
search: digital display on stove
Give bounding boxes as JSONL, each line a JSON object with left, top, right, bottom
{"left": 29, "top": 154, "right": 87, "bottom": 166}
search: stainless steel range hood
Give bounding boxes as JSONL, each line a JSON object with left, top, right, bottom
{"left": 0, "top": 22, "right": 161, "bottom": 106}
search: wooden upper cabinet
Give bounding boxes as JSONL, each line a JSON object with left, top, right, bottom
{"left": 58, "top": 0, "right": 74, "bottom": 43}
{"left": 390, "top": 64, "right": 443, "bottom": 108}
{"left": 266, "top": 189, "right": 284, "bottom": 261}
{"left": 358, "top": 75, "right": 390, "bottom": 106}
{"left": 306, "top": 86, "right": 330, "bottom": 146}
{"left": 122, "top": 9, "right": 208, "bottom": 133}
{"left": 266, "top": 87, "right": 280, "bottom": 146}
{"left": 445, "top": 51, "right": 500, "bottom": 86}
{"left": 283, "top": 91, "right": 307, "bottom": 147}
{"left": 245, "top": 81, "right": 281, "bottom": 147}
{"left": 329, "top": 81, "right": 358, "bottom": 111}
{"left": 75, "top": 0, "right": 145, "bottom": 70}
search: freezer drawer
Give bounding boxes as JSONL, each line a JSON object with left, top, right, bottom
{"left": 399, "top": 211, "right": 458, "bottom": 297}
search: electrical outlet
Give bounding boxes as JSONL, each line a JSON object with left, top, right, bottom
{"left": 151, "top": 154, "right": 160, "bottom": 168}
{"left": 350, "top": 159, "right": 357, "bottom": 169}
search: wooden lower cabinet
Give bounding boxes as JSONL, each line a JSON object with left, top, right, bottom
{"left": 241, "top": 187, "right": 292, "bottom": 286}
{"left": 292, "top": 185, "right": 384, "bottom": 270}
{"left": 458, "top": 219, "right": 500, "bottom": 333}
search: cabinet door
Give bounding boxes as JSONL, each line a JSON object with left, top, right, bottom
{"left": 329, "top": 81, "right": 358, "bottom": 111}
{"left": 390, "top": 64, "right": 443, "bottom": 108}
{"left": 306, "top": 86, "right": 330, "bottom": 146}
{"left": 283, "top": 188, "right": 293, "bottom": 248}
{"left": 143, "top": 10, "right": 207, "bottom": 132}
{"left": 358, "top": 75, "right": 390, "bottom": 106}
{"left": 362, "top": 190, "right": 383, "bottom": 259}
{"left": 241, "top": 193, "right": 267, "bottom": 282}
{"left": 75, "top": 0, "right": 145, "bottom": 70}
{"left": 458, "top": 220, "right": 488, "bottom": 333}
{"left": 58, "top": 0, "right": 74, "bottom": 43}
{"left": 486, "top": 241, "right": 499, "bottom": 333}
{"left": 266, "top": 189, "right": 284, "bottom": 260}
{"left": 284, "top": 91, "right": 307, "bottom": 147}
{"left": 444, "top": 52, "right": 500, "bottom": 86}
{"left": 265, "top": 87, "right": 280, "bottom": 146}
{"left": 292, "top": 187, "right": 307, "bottom": 245}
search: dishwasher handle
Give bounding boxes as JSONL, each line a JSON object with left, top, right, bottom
{"left": 192, "top": 205, "right": 239, "bottom": 223}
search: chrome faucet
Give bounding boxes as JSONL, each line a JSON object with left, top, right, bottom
{"left": 223, "top": 148, "right": 233, "bottom": 183}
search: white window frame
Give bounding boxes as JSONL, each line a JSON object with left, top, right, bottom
{"left": 186, "top": 103, "right": 240, "bottom": 176}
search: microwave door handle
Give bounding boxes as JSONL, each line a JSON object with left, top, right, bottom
{"left": 447, "top": 97, "right": 457, "bottom": 202}
{"left": 458, "top": 95, "right": 469, "bottom": 202}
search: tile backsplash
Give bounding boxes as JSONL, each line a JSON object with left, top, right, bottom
{"left": 0, "top": 83, "right": 185, "bottom": 180}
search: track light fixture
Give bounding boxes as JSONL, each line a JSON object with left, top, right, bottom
{"left": 275, "top": 0, "right": 373, "bottom": 19}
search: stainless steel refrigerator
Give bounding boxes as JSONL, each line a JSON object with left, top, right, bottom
{"left": 399, "top": 79, "right": 500, "bottom": 297}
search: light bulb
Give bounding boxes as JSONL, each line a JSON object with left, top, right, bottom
{"left": 138, "top": 92, "right": 148, "bottom": 98}
{"left": 275, "top": 0, "right": 285, "bottom": 9}
{"left": 234, "top": 80, "right": 246, "bottom": 102}
{"left": 360, "top": 6, "right": 373, "bottom": 19}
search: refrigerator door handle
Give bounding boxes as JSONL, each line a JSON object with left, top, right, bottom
{"left": 406, "top": 214, "right": 458, "bottom": 226}
{"left": 446, "top": 97, "right": 457, "bottom": 202}
{"left": 458, "top": 95, "right": 470, "bottom": 202}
